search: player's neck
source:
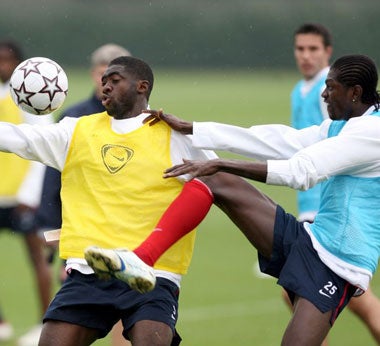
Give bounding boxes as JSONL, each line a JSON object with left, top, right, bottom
{"left": 113, "top": 101, "right": 148, "bottom": 120}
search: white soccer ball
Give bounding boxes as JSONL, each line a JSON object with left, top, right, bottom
{"left": 9, "top": 57, "right": 68, "bottom": 115}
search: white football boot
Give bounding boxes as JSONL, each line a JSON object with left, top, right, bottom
{"left": 84, "top": 246, "right": 156, "bottom": 294}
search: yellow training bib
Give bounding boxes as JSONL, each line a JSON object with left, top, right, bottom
{"left": 60, "top": 112, "right": 196, "bottom": 274}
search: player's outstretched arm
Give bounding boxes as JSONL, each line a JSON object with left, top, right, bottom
{"left": 164, "top": 158, "right": 268, "bottom": 183}
{"left": 143, "top": 109, "right": 193, "bottom": 134}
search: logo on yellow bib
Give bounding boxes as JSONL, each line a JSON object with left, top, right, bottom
{"left": 101, "top": 144, "right": 134, "bottom": 173}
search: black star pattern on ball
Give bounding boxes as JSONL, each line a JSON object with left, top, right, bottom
{"left": 18, "top": 59, "right": 43, "bottom": 78}
{"left": 39, "top": 74, "right": 64, "bottom": 102}
{"left": 12, "top": 81, "right": 35, "bottom": 106}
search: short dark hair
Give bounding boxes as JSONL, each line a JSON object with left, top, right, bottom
{"left": 0, "top": 40, "right": 24, "bottom": 63}
{"left": 109, "top": 56, "right": 154, "bottom": 99}
{"left": 294, "top": 23, "right": 332, "bottom": 48}
{"left": 331, "top": 54, "right": 380, "bottom": 110}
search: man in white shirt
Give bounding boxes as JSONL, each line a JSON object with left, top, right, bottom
{"left": 0, "top": 56, "right": 216, "bottom": 346}
{"left": 143, "top": 54, "right": 380, "bottom": 345}
{"left": 289, "top": 23, "right": 380, "bottom": 345}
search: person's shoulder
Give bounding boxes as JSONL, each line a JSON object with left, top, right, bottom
{"left": 352, "top": 108, "right": 380, "bottom": 122}
{"left": 342, "top": 112, "right": 380, "bottom": 137}
{"left": 291, "top": 79, "right": 304, "bottom": 93}
{"left": 60, "top": 99, "right": 93, "bottom": 118}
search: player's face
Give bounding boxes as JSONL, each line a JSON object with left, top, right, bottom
{"left": 294, "top": 33, "right": 332, "bottom": 80}
{"left": 321, "top": 69, "right": 353, "bottom": 120}
{"left": 101, "top": 65, "right": 139, "bottom": 119}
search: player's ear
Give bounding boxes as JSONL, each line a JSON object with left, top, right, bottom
{"left": 137, "top": 80, "right": 150, "bottom": 94}
{"left": 351, "top": 84, "right": 363, "bottom": 103}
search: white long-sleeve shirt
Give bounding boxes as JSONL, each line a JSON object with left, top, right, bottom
{"left": 0, "top": 113, "right": 216, "bottom": 174}
{"left": 192, "top": 106, "right": 380, "bottom": 189}
{"left": 191, "top": 106, "right": 380, "bottom": 290}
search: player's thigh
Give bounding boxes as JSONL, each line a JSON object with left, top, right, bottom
{"left": 282, "top": 296, "right": 331, "bottom": 346}
{"left": 128, "top": 320, "right": 173, "bottom": 346}
{"left": 39, "top": 320, "right": 99, "bottom": 346}
{"left": 201, "top": 172, "right": 277, "bottom": 258}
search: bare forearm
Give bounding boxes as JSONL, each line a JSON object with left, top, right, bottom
{"left": 211, "top": 159, "right": 268, "bottom": 183}
{"left": 164, "top": 158, "right": 268, "bottom": 183}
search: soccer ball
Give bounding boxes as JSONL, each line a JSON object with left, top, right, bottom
{"left": 9, "top": 57, "right": 68, "bottom": 115}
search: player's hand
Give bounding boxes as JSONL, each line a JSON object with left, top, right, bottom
{"left": 142, "top": 108, "right": 163, "bottom": 126}
{"left": 142, "top": 109, "right": 193, "bottom": 135}
{"left": 163, "top": 159, "right": 220, "bottom": 180}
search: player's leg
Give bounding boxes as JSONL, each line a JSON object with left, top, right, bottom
{"left": 133, "top": 179, "right": 213, "bottom": 265}
{"left": 85, "top": 173, "right": 276, "bottom": 290}
{"left": 206, "top": 173, "right": 337, "bottom": 345}
{"left": 85, "top": 179, "right": 213, "bottom": 292}
{"left": 281, "top": 289, "right": 329, "bottom": 346}
{"left": 348, "top": 287, "right": 380, "bottom": 343}
{"left": 122, "top": 277, "right": 181, "bottom": 346}
{"left": 128, "top": 320, "right": 174, "bottom": 346}
{"left": 277, "top": 218, "right": 356, "bottom": 346}
{"left": 282, "top": 296, "right": 331, "bottom": 346}
{"left": 39, "top": 320, "right": 99, "bottom": 346}
{"left": 202, "top": 172, "right": 277, "bottom": 258}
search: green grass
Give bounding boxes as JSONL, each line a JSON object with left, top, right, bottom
{"left": 1, "top": 69, "right": 379, "bottom": 345}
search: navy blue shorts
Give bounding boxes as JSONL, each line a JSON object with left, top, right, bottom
{"left": 0, "top": 207, "right": 36, "bottom": 234}
{"left": 44, "top": 270, "right": 182, "bottom": 344}
{"left": 258, "top": 206, "right": 356, "bottom": 324}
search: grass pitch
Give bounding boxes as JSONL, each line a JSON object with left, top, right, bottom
{"left": 0, "top": 69, "right": 379, "bottom": 345}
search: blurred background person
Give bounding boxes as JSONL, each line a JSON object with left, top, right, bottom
{"left": 17, "top": 43, "right": 132, "bottom": 346}
{"left": 290, "top": 22, "right": 331, "bottom": 223}
{"left": 0, "top": 40, "right": 54, "bottom": 343}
